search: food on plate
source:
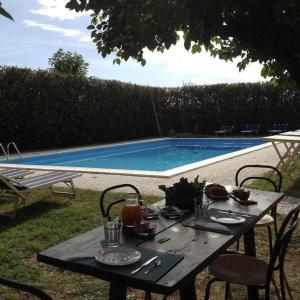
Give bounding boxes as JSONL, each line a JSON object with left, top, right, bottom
{"left": 232, "top": 188, "right": 250, "bottom": 201}
{"left": 134, "top": 223, "right": 156, "bottom": 236}
{"left": 205, "top": 183, "right": 228, "bottom": 199}
{"left": 142, "top": 207, "right": 159, "bottom": 219}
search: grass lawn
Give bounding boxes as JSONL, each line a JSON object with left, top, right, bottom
{"left": 0, "top": 165, "right": 299, "bottom": 299}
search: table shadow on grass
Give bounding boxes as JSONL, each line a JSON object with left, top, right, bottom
{"left": 0, "top": 200, "right": 70, "bottom": 230}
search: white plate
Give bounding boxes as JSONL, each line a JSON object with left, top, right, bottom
{"left": 95, "top": 246, "right": 141, "bottom": 266}
{"left": 210, "top": 216, "right": 246, "bottom": 225}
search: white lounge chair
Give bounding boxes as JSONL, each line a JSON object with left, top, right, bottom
{"left": 0, "top": 168, "right": 34, "bottom": 179}
{"left": 0, "top": 171, "right": 81, "bottom": 217}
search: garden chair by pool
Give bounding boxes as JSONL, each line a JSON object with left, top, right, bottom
{"left": 0, "top": 168, "right": 34, "bottom": 179}
{"left": 205, "top": 203, "right": 300, "bottom": 300}
{"left": 240, "top": 123, "right": 260, "bottom": 135}
{"left": 268, "top": 123, "right": 288, "bottom": 134}
{"left": 0, "top": 171, "right": 81, "bottom": 217}
{"left": 214, "top": 125, "right": 234, "bottom": 136}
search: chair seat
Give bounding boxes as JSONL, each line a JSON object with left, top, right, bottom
{"left": 255, "top": 214, "right": 274, "bottom": 227}
{"left": 215, "top": 130, "right": 226, "bottom": 134}
{"left": 209, "top": 254, "right": 268, "bottom": 286}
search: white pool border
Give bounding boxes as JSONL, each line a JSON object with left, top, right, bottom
{"left": 0, "top": 138, "right": 272, "bottom": 178}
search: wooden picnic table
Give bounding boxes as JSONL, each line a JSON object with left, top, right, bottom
{"left": 262, "top": 135, "right": 300, "bottom": 180}
{"left": 37, "top": 187, "right": 284, "bottom": 300}
{"left": 280, "top": 130, "right": 300, "bottom": 136}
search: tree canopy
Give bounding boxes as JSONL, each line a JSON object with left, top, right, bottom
{"left": 0, "top": 2, "right": 13, "bottom": 20}
{"left": 48, "top": 48, "right": 89, "bottom": 77}
{"left": 66, "top": 0, "right": 300, "bottom": 88}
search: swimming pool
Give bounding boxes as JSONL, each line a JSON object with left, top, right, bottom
{"left": 0, "top": 138, "right": 268, "bottom": 177}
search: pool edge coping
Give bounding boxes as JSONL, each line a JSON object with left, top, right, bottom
{"left": 0, "top": 138, "right": 272, "bottom": 178}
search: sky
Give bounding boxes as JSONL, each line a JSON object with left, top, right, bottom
{"left": 0, "top": 0, "right": 267, "bottom": 87}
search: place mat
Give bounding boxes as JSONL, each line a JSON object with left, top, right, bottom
{"left": 183, "top": 208, "right": 256, "bottom": 235}
{"left": 68, "top": 243, "right": 183, "bottom": 283}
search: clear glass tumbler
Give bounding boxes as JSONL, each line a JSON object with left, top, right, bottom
{"left": 104, "top": 219, "right": 121, "bottom": 247}
{"left": 201, "top": 195, "right": 210, "bottom": 220}
{"left": 194, "top": 195, "right": 210, "bottom": 220}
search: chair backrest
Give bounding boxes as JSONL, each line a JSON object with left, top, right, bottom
{"left": 221, "top": 125, "right": 234, "bottom": 133}
{"left": 265, "top": 204, "right": 300, "bottom": 299}
{"left": 0, "top": 275, "right": 53, "bottom": 300}
{"left": 244, "top": 123, "right": 260, "bottom": 133}
{"left": 99, "top": 184, "right": 142, "bottom": 221}
{"left": 235, "top": 165, "right": 282, "bottom": 192}
{"left": 273, "top": 123, "right": 288, "bottom": 131}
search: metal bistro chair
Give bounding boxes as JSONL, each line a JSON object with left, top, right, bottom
{"left": 235, "top": 165, "right": 283, "bottom": 255}
{"left": 0, "top": 275, "right": 53, "bottom": 300}
{"left": 205, "top": 203, "right": 300, "bottom": 300}
{"left": 99, "top": 184, "right": 142, "bottom": 221}
{"left": 99, "top": 185, "right": 168, "bottom": 300}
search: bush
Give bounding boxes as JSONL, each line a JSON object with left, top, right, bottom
{"left": 0, "top": 67, "right": 163, "bottom": 150}
{"left": 0, "top": 66, "right": 299, "bottom": 151}
{"left": 161, "top": 83, "right": 300, "bottom": 134}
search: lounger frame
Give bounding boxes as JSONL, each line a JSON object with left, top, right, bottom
{"left": 0, "top": 172, "right": 81, "bottom": 217}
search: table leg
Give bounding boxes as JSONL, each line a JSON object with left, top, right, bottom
{"left": 179, "top": 278, "right": 197, "bottom": 300}
{"left": 244, "top": 227, "right": 259, "bottom": 300}
{"left": 109, "top": 283, "right": 127, "bottom": 300}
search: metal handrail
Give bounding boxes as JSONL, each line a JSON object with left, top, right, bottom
{"left": 7, "top": 142, "right": 22, "bottom": 158}
{"left": 0, "top": 143, "right": 8, "bottom": 160}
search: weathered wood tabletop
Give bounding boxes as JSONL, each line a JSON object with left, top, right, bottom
{"left": 38, "top": 187, "right": 284, "bottom": 300}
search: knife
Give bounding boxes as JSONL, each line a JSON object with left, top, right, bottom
{"left": 131, "top": 256, "right": 158, "bottom": 275}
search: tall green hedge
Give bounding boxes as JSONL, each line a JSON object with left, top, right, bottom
{"left": 0, "top": 66, "right": 299, "bottom": 151}
{"left": 162, "top": 84, "right": 300, "bottom": 134}
{"left": 0, "top": 67, "right": 163, "bottom": 150}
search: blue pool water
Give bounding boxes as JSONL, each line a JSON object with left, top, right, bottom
{"left": 5, "top": 138, "right": 265, "bottom": 171}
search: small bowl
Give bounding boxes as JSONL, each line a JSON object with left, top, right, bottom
{"left": 232, "top": 188, "right": 250, "bottom": 201}
{"left": 143, "top": 207, "right": 159, "bottom": 219}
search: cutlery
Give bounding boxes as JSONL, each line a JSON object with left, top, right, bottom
{"left": 216, "top": 209, "right": 250, "bottom": 218}
{"left": 131, "top": 256, "right": 158, "bottom": 275}
{"left": 227, "top": 209, "right": 251, "bottom": 218}
{"left": 144, "top": 259, "right": 162, "bottom": 274}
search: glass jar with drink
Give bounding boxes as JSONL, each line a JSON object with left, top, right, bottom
{"left": 121, "top": 193, "right": 143, "bottom": 227}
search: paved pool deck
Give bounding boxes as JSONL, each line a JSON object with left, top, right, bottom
{"left": 73, "top": 142, "right": 285, "bottom": 196}
{"left": 72, "top": 142, "right": 299, "bottom": 214}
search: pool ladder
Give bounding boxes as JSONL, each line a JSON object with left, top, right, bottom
{"left": 0, "top": 142, "right": 22, "bottom": 160}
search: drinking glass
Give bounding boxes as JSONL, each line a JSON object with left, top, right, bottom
{"left": 104, "top": 219, "right": 121, "bottom": 247}
{"left": 194, "top": 197, "right": 202, "bottom": 219}
{"left": 194, "top": 195, "right": 210, "bottom": 220}
{"left": 201, "top": 195, "right": 210, "bottom": 220}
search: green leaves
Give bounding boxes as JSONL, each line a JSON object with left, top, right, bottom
{"left": 64, "top": 0, "right": 300, "bottom": 87}
{"left": 0, "top": 2, "right": 13, "bottom": 21}
{"left": 48, "top": 48, "right": 89, "bottom": 77}
{"left": 113, "top": 58, "right": 121, "bottom": 65}
{"left": 161, "top": 176, "right": 206, "bottom": 199}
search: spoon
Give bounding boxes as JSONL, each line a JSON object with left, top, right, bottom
{"left": 144, "top": 259, "right": 162, "bottom": 274}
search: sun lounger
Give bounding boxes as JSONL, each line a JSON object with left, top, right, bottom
{"left": 268, "top": 123, "right": 288, "bottom": 134}
{"left": 240, "top": 123, "right": 260, "bottom": 135}
{"left": 0, "top": 171, "right": 81, "bottom": 217}
{"left": 214, "top": 125, "right": 234, "bottom": 136}
{"left": 0, "top": 168, "right": 34, "bottom": 179}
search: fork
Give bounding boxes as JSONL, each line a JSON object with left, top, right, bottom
{"left": 144, "top": 259, "right": 162, "bottom": 274}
